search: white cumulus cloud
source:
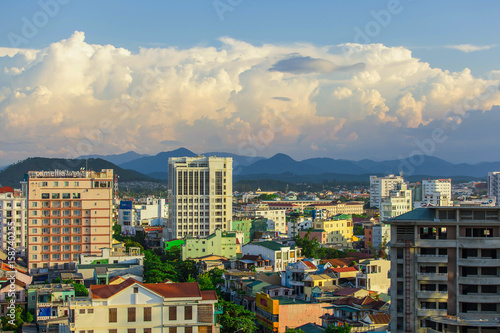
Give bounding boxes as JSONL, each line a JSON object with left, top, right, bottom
{"left": 0, "top": 32, "right": 499, "bottom": 165}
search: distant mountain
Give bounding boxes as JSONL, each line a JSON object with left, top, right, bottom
{"left": 239, "top": 153, "right": 327, "bottom": 175}
{"left": 239, "top": 154, "right": 495, "bottom": 179}
{"left": 78, "top": 151, "right": 149, "bottom": 165}
{"left": 0, "top": 157, "right": 159, "bottom": 187}
{"left": 119, "top": 148, "right": 197, "bottom": 175}
{"left": 234, "top": 172, "right": 483, "bottom": 184}
{"left": 203, "top": 152, "right": 265, "bottom": 168}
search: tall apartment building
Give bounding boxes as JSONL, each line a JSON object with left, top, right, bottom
{"left": 24, "top": 169, "right": 114, "bottom": 272}
{"left": 422, "top": 179, "right": 452, "bottom": 206}
{"left": 379, "top": 183, "right": 412, "bottom": 222}
{"left": 488, "top": 172, "right": 500, "bottom": 204}
{"left": 390, "top": 207, "right": 500, "bottom": 333}
{"left": 167, "top": 156, "right": 232, "bottom": 239}
{"left": 0, "top": 186, "right": 27, "bottom": 255}
{"left": 370, "top": 173, "right": 405, "bottom": 208}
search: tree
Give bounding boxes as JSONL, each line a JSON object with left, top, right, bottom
{"left": 218, "top": 299, "right": 257, "bottom": 333}
{"left": 325, "top": 324, "right": 352, "bottom": 333}
{"left": 1, "top": 303, "right": 24, "bottom": 331}
{"left": 353, "top": 225, "right": 364, "bottom": 236}
{"left": 198, "top": 273, "right": 215, "bottom": 291}
{"left": 74, "top": 283, "right": 89, "bottom": 297}
{"left": 285, "top": 329, "right": 305, "bottom": 333}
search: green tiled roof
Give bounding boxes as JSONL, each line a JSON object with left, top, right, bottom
{"left": 276, "top": 297, "right": 308, "bottom": 305}
{"left": 390, "top": 208, "right": 435, "bottom": 221}
{"left": 251, "top": 241, "right": 288, "bottom": 251}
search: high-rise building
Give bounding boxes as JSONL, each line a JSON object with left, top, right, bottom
{"left": 167, "top": 156, "right": 232, "bottom": 239}
{"left": 0, "top": 186, "right": 27, "bottom": 255}
{"left": 422, "top": 179, "right": 452, "bottom": 206}
{"left": 390, "top": 206, "right": 500, "bottom": 332}
{"left": 488, "top": 172, "right": 500, "bottom": 204}
{"left": 25, "top": 169, "right": 114, "bottom": 272}
{"left": 379, "top": 183, "right": 412, "bottom": 222}
{"left": 370, "top": 173, "right": 405, "bottom": 208}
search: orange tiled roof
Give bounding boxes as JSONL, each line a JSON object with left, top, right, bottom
{"left": 366, "top": 313, "right": 391, "bottom": 325}
{"left": 90, "top": 278, "right": 203, "bottom": 300}
{"left": 0, "top": 186, "right": 14, "bottom": 194}
{"left": 201, "top": 290, "right": 218, "bottom": 301}
{"left": 329, "top": 267, "right": 357, "bottom": 273}
{"left": 303, "top": 261, "right": 317, "bottom": 270}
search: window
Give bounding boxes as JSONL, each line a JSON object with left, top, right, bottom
{"left": 169, "top": 306, "right": 177, "bottom": 320}
{"left": 109, "top": 330, "right": 117, "bottom": 333}
{"left": 185, "top": 328, "right": 192, "bottom": 333}
{"left": 134, "top": 286, "right": 139, "bottom": 293}
{"left": 79, "top": 309, "right": 85, "bottom": 314}
{"left": 169, "top": 328, "right": 177, "bottom": 333}
{"left": 143, "top": 329, "right": 151, "bottom": 333}
{"left": 144, "top": 307, "right": 151, "bottom": 321}
{"left": 88, "top": 309, "right": 94, "bottom": 314}
{"left": 128, "top": 307, "right": 136, "bottom": 322}
{"left": 109, "top": 308, "right": 117, "bottom": 323}
{"left": 128, "top": 330, "right": 136, "bottom": 333}
{"left": 184, "top": 306, "right": 192, "bottom": 320}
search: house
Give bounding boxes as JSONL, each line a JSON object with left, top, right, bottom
{"left": 324, "top": 266, "right": 358, "bottom": 280}
{"left": 303, "top": 273, "right": 339, "bottom": 301}
{"left": 320, "top": 296, "right": 389, "bottom": 330}
{"left": 0, "top": 278, "right": 28, "bottom": 315}
{"left": 238, "top": 254, "right": 272, "bottom": 271}
{"left": 27, "top": 283, "right": 75, "bottom": 323}
{"left": 69, "top": 278, "right": 222, "bottom": 333}
{"left": 255, "top": 292, "right": 331, "bottom": 333}
{"left": 181, "top": 229, "right": 243, "bottom": 261}
{"left": 281, "top": 260, "right": 318, "bottom": 296}
{"left": 242, "top": 241, "right": 300, "bottom": 272}
{"left": 355, "top": 258, "right": 391, "bottom": 294}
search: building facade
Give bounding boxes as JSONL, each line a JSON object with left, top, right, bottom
{"left": 238, "top": 204, "right": 287, "bottom": 234}
{"left": 181, "top": 229, "right": 243, "bottom": 260}
{"left": 488, "top": 172, "right": 500, "bottom": 204}
{"left": 355, "top": 259, "right": 391, "bottom": 294}
{"left": 379, "top": 183, "right": 412, "bottom": 222}
{"left": 390, "top": 207, "right": 500, "bottom": 333}
{"left": 313, "top": 215, "right": 354, "bottom": 249}
{"left": 370, "top": 174, "right": 405, "bottom": 208}
{"left": 242, "top": 241, "right": 300, "bottom": 272}
{"left": 69, "top": 279, "right": 221, "bottom": 333}
{"left": 167, "top": 156, "right": 232, "bottom": 239}
{"left": 422, "top": 179, "right": 452, "bottom": 206}
{"left": 0, "top": 186, "right": 27, "bottom": 254}
{"left": 25, "top": 169, "right": 114, "bottom": 272}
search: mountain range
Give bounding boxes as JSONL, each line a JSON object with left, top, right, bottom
{"left": 102, "top": 148, "right": 494, "bottom": 180}
{"left": 0, "top": 148, "right": 495, "bottom": 187}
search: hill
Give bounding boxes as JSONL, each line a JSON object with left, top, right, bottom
{"left": 0, "top": 157, "right": 159, "bottom": 188}
{"left": 78, "top": 151, "right": 149, "bottom": 165}
{"left": 119, "top": 148, "right": 197, "bottom": 175}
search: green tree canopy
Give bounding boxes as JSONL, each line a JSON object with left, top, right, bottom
{"left": 218, "top": 299, "right": 257, "bottom": 333}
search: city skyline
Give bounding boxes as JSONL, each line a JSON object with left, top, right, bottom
{"left": 1, "top": 1, "right": 500, "bottom": 166}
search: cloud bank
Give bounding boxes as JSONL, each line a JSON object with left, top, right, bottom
{"left": 446, "top": 44, "right": 496, "bottom": 53}
{"left": 0, "top": 31, "right": 500, "bottom": 165}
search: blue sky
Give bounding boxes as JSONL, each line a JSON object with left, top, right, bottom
{"left": 0, "top": 1, "right": 499, "bottom": 165}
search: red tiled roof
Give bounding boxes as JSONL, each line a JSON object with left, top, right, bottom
{"left": 366, "top": 313, "right": 391, "bottom": 325}
{"left": 320, "top": 259, "right": 348, "bottom": 267}
{"left": 90, "top": 278, "right": 202, "bottom": 299}
{"left": 201, "top": 290, "right": 218, "bottom": 301}
{"left": 330, "top": 267, "right": 357, "bottom": 273}
{"left": 0, "top": 186, "right": 14, "bottom": 194}
{"left": 303, "top": 261, "right": 317, "bottom": 270}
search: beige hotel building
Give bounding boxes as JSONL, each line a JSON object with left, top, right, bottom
{"left": 25, "top": 169, "right": 114, "bottom": 272}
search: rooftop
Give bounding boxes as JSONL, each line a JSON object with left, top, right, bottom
{"left": 248, "top": 241, "right": 289, "bottom": 251}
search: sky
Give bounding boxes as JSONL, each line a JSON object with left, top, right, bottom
{"left": 1, "top": 0, "right": 500, "bottom": 166}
